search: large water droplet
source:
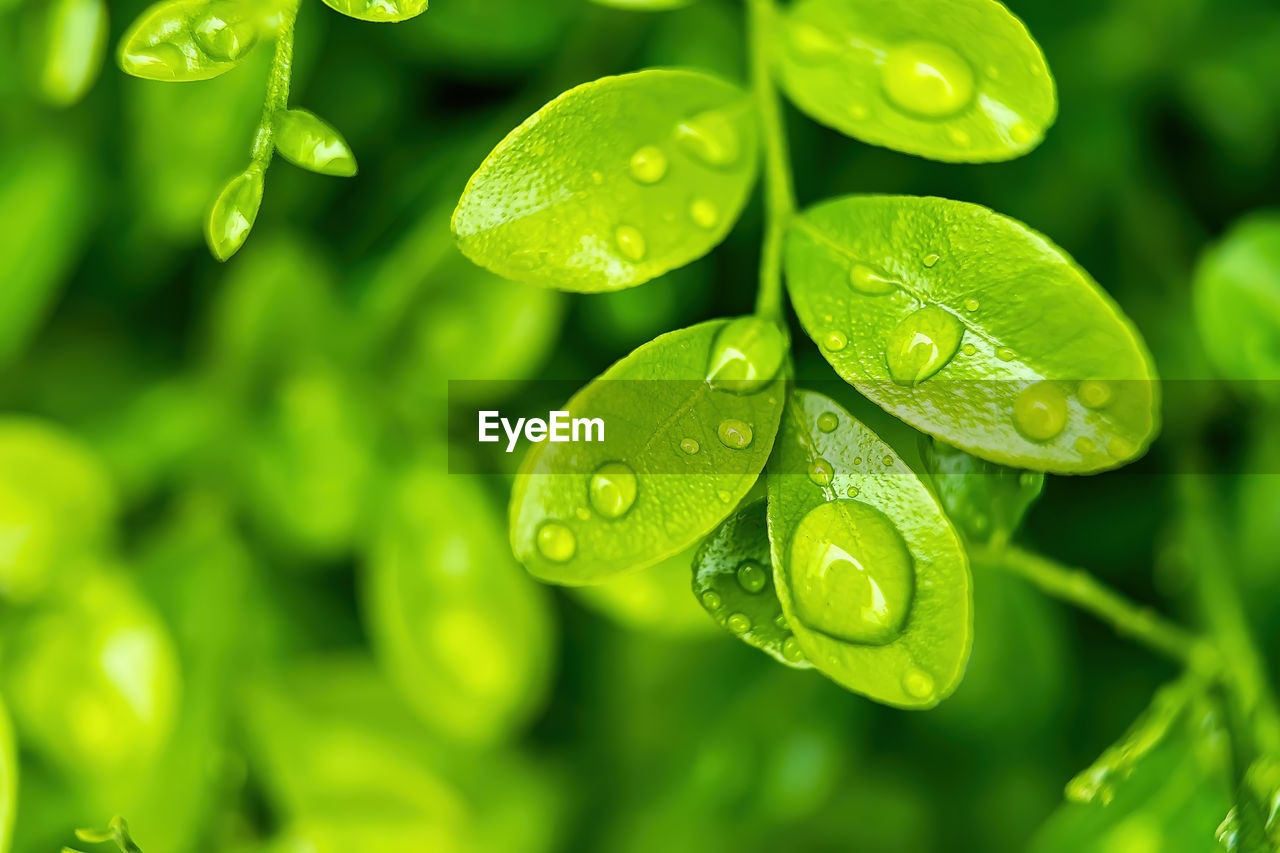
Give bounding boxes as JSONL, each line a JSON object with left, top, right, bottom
{"left": 882, "top": 41, "right": 976, "bottom": 119}
{"left": 588, "top": 461, "right": 638, "bottom": 519}
{"left": 737, "top": 560, "right": 768, "bottom": 594}
{"left": 787, "top": 500, "right": 914, "bottom": 645}
{"left": 706, "top": 316, "right": 787, "bottom": 394}
{"left": 808, "top": 458, "right": 834, "bottom": 486}
{"left": 1014, "top": 381, "right": 1068, "bottom": 441}
{"left": 884, "top": 306, "right": 964, "bottom": 385}
{"left": 675, "top": 111, "right": 740, "bottom": 167}
{"left": 822, "top": 331, "right": 848, "bottom": 352}
{"left": 193, "top": 4, "right": 258, "bottom": 62}
{"left": 849, "top": 263, "right": 899, "bottom": 295}
{"left": 536, "top": 521, "right": 576, "bottom": 562}
{"left": 615, "top": 225, "right": 647, "bottom": 261}
{"left": 679, "top": 438, "right": 700, "bottom": 455}
{"left": 717, "top": 419, "right": 754, "bottom": 450}
{"left": 628, "top": 145, "right": 668, "bottom": 184}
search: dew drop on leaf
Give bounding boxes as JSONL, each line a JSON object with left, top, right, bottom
{"left": 963, "top": 298, "right": 980, "bottom": 312}
{"left": 588, "top": 462, "right": 638, "bottom": 520}
{"left": 884, "top": 306, "right": 964, "bottom": 386}
{"left": 717, "top": 418, "right": 754, "bottom": 450}
{"left": 679, "top": 438, "right": 700, "bottom": 455}
{"left": 705, "top": 316, "right": 787, "bottom": 394}
{"left": 736, "top": 560, "right": 768, "bottom": 594}
{"left": 902, "top": 668, "right": 936, "bottom": 700}
{"left": 674, "top": 111, "right": 741, "bottom": 167}
{"left": 822, "top": 331, "right": 848, "bottom": 352}
{"left": 1078, "top": 379, "right": 1113, "bottom": 409}
{"left": 996, "top": 346, "right": 1015, "bottom": 361}
{"left": 614, "top": 225, "right": 647, "bottom": 261}
{"left": 849, "top": 262, "right": 899, "bottom": 295}
{"left": 816, "top": 411, "right": 839, "bottom": 433}
{"left": 781, "top": 636, "right": 805, "bottom": 662}
{"left": 923, "top": 253, "right": 940, "bottom": 268}
{"left": 536, "top": 521, "right": 576, "bottom": 562}
{"left": 628, "top": 145, "right": 668, "bottom": 184}
{"left": 727, "top": 612, "right": 752, "bottom": 634}
{"left": 1013, "top": 381, "right": 1068, "bottom": 441}
{"left": 882, "top": 41, "right": 975, "bottom": 119}
{"left": 787, "top": 500, "right": 915, "bottom": 645}
{"left": 689, "top": 198, "right": 719, "bottom": 229}
{"left": 808, "top": 458, "right": 834, "bottom": 486}
{"left": 192, "top": 3, "right": 257, "bottom": 62}
{"left": 702, "top": 590, "right": 723, "bottom": 610}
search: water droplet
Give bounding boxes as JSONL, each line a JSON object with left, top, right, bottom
{"left": 787, "top": 21, "right": 838, "bottom": 63}
{"left": 588, "top": 461, "right": 638, "bottom": 519}
{"left": 961, "top": 343, "right": 977, "bottom": 356}
{"left": 717, "top": 490, "right": 732, "bottom": 503}
{"left": 823, "top": 331, "right": 848, "bottom": 352}
{"left": 679, "top": 438, "right": 700, "bottom": 455}
{"left": 884, "top": 306, "right": 964, "bottom": 386}
{"left": 849, "top": 263, "right": 899, "bottom": 295}
{"left": 996, "top": 347, "right": 1015, "bottom": 362}
{"left": 902, "top": 668, "right": 935, "bottom": 700}
{"left": 788, "top": 500, "right": 914, "bottom": 645}
{"left": 706, "top": 316, "right": 787, "bottom": 394}
{"left": 193, "top": 5, "right": 258, "bottom": 62}
{"left": 615, "top": 225, "right": 646, "bottom": 261}
{"left": 1078, "top": 379, "right": 1113, "bottom": 409}
{"left": 702, "top": 590, "right": 723, "bottom": 610}
{"left": 852, "top": 457, "right": 863, "bottom": 466}
{"left": 736, "top": 560, "right": 768, "bottom": 594}
{"left": 675, "top": 111, "right": 740, "bottom": 167}
{"left": 963, "top": 298, "right": 980, "bottom": 312}
{"left": 717, "top": 418, "right": 754, "bottom": 450}
{"left": 923, "top": 253, "right": 940, "bottom": 268}
{"left": 845, "top": 485, "right": 860, "bottom": 497}
{"left": 1107, "top": 435, "right": 1135, "bottom": 459}
{"left": 536, "top": 521, "right": 576, "bottom": 563}
{"left": 948, "top": 127, "right": 971, "bottom": 146}
{"left": 774, "top": 613, "right": 788, "bottom": 629}
{"left": 808, "top": 458, "right": 834, "bottom": 486}
{"left": 883, "top": 455, "right": 894, "bottom": 466}
{"left": 727, "top": 612, "right": 752, "bottom": 635}
{"left": 689, "top": 198, "right": 719, "bottom": 229}
{"left": 816, "top": 412, "right": 839, "bottom": 433}
{"left": 882, "top": 41, "right": 975, "bottom": 118}
{"left": 781, "top": 635, "right": 805, "bottom": 663}
{"left": 628, "top": 145, "right": 667, "bottom": 184}
{"left": 1014, "top": 381, "right": 1068, "bottom": 441}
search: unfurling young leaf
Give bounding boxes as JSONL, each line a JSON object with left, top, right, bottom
{"left": 767, "top": 389, "right": 971, "bottom": 709}
{"left": 693, "top": 498, "right": 812, "bottom": 669}
{"left": 206, "top": 164, "right": 265, "bottom": 261}
{"left": 454, "top": 69, "right": 759, "bottom": 292}
{"left": 119, "top": 0, "right": 260, "bottom": 82}
{"left": 510, "top": 319, "right": 786, "bottom": 585}
{"left": 273, "top": 109, "right": 359, "bottom": 177}
{"left": 27, "top": 0, "right": 109, "bottom": 107}
{"left": 774, "top": 0, "right": 1056, "bottom": 162}
{"left": 785, "top": 195, "right": 1159, "bottom": 474}
{"left": 920, "top": 435, "right": 1044, "bottom": 545}
{"left": 320, "top": 0, "right": 429, "bottom": 24}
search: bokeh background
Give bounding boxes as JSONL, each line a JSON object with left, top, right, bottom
{"left": 1, "top": 0, "right": 1279, "bottom": 850}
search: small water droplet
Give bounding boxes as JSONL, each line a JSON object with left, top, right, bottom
{"left": 1010, "top": 123, "right": 1035, "bottom": 145}
{"left": 736, "top": 560, "right": 768, "bottom": 594}
{"left": 1107, "top": 435, "right": 1135, "bottom": 459}
{"left": 963, "top": 298, "right": 980, "bottom": 312}
{"left": 689, "top": 198, "right": 719, "bottom": 229}
{"left": 727, "top": 612, "right": 752, "bottom": 634}
{"left": 781, "top": 635, "right": 805, "bottom": 663}
{"left": 961, "top": 343, "right": 977, "bottom": 356}
{"left": 1074, "top": 436, "right": 1097, "bottom": 455}
{"left": 902, "top": 668, "right": 936, "bottom": 700}
{"left": 615, "top": 225, "right": 646, "bottom": 262}
{"left": 706, "top": 316, "right": 787, "bottom": 394}
{"left": 628, "top": 145, "right": 668, "bottom": 184}
{"left": 679, "top": 438, "right": 701, "bottom": 456}
{"left": 849, "top": 263, "right": 899, "bottom": 295}
{"left": 996, "top": 347, "right": 1015, "bottom": 362}
{"left": 788, "top": 500, "right": 915, "bottom": 645}
{"left": 675, "top": 111, "right": 740, "bottom": 167}
{"left": 883, "top": 455, "right": 894, "bottom": 467}
{"left": 948, "top": 127, "right": 971, "bottom": 146}
{"left": 536, "top": 521, "right": 576, "bottom": 563}
{"left": 1014, "top": 381, "right": 1068, "bottom": 441}
{"left": 1078, "top": 379, "right": 1113, "bottom": 409}
{"left": 852, "top": 457, "right": 863, "bottom": 466}
{"left": 787, "top": 21, "right": 838, "bottom": 63}
{"left": 717, "top": 418, "right": 754, "bottom": 450}
{"left": 702, "top": 590, "right": 723, "bottom": 610}
{"left": 808, "top": 458, "right": 834, "bottom": 486}
{"left": 823, "top": 330, "right": 848, "bottom": 352}
{"left": 774, "top": 613, "right": 788, "bottom": 629}
{"left": 588, "top": 461, "right": 638, "bottom": 519}
{"left": 883, "top": 41, "right": 975, "bottom": 119}
{"left": 717, "top": 490, "right": 732, "bottom": 503}
{"left": 845, "top": 485, "right": 860, "bottom": 497}
{"left": 816, "top": 411, "right": 839, "bottom": 433}
{"left": 923, "top": 253, "right": 940, "bottom": 268}
{"left": 885, "top": 306, "right": 964, "bottom": 386}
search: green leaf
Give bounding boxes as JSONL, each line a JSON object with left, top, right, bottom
{"left": 920, "top": 435, "right": 1043, "bottom": 545}
{"left": 273, "top": 109, "right": 358, "bottom": 177}
{"left": 453, "top": 69, "right": 758, "bottom": 292}
{"left": 786, "top": 195, "right": 1160, "bottom": 474}
{"left": 119, "top": 0, "right": 260, "bottom": 82}
{"left": 693, "top": 498, "right": 812, "bottom": 668}
{"left": 774, "top": 0, "right": 1056, "bottom": 162}
{"left": 510, "top": 318, "right": 786, "bottom": 585}
{"left": 320, "top": 0, "right": 428, "bottom": 23}
{"left": 1193, "top": 211, "right": 1280, "bottom": 400}
{"left": 767, "top": 389, "right": 971, "bottom": 708}
{"left": 592, "top": 0, "right": 695, "bottom": 9}
{"left": 205, "top": 164, "right": 264, "bottom": 261}
{"left": 363, "top": 464, "right": 556, "bottom": 745}
{"left": 27, "top": 0, "right": 109, "bottom": 107}
{"left": 0, "top": 698, "right": 13, "bottom": 853}
{"left": 572, "top": 543, "right": 720, "bottom": 638}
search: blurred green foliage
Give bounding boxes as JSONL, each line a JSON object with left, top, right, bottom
{"left": 0, "top": 0, "right": 1277, "bottom": 850}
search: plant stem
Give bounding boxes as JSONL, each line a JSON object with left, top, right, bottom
{"left": 747, "top": 0, "right": 796, "bottom": 323}
{"left": 971, "top": 543, "right": 1208, "bottom": 667}
{"left": 250, "top": 1, "right": 300, "bottom": 168}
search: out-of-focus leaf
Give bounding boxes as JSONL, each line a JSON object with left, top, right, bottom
{"left": 0, "top": 697, "right": 13, "bottom": 853}
{"left": 320, "top": 0, "right": 428, "bottom": 24}
{"left": 919, "top": 435, "right": 1044, "bottom": 545}
{"left": 573, "top": 543, "right": 719, "bottom": 638}
{"left": 592, "top": 0, "right": 695, "bottom": 10}
{"left": 25, "top": 0, "right": 108, "bottom": 107}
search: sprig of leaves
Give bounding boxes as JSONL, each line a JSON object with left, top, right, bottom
{"left": 63, "top": 816, "right": 143, "bottom": 853}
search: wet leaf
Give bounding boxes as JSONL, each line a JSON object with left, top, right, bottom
{"left": 774, "top": 0, "right": 1056, "bottom": 162}
{"left": 206, "top": 165, "right": 265, "bottom": 261}
{"left": 786, "top": 195, "right": 1159, "bottom": 473}
{"left": 920, "top": 435, "right": 1044, "bottom": 545}
{"left": 454, "top": 69, "right": 758, "bottom": 292}
{"left": 273, "top": 109, "right": 358, "bottom": 177}
{"left": 510, "top": 318, "right": 785, "bottom": 584}
{"left": 321, "top": 0, "right": 429, "bottom": 23}
{"left": 767, "top": 389, "right": 971, "bottom": 708}
{"left": 27, "top": 0, "right": 109, "bottom": 107}
{"left": 119, "top": 0, "right": 260, "bottom": 82}
{"left": 0, "top": 699, "right": 12, "bottom": 853}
